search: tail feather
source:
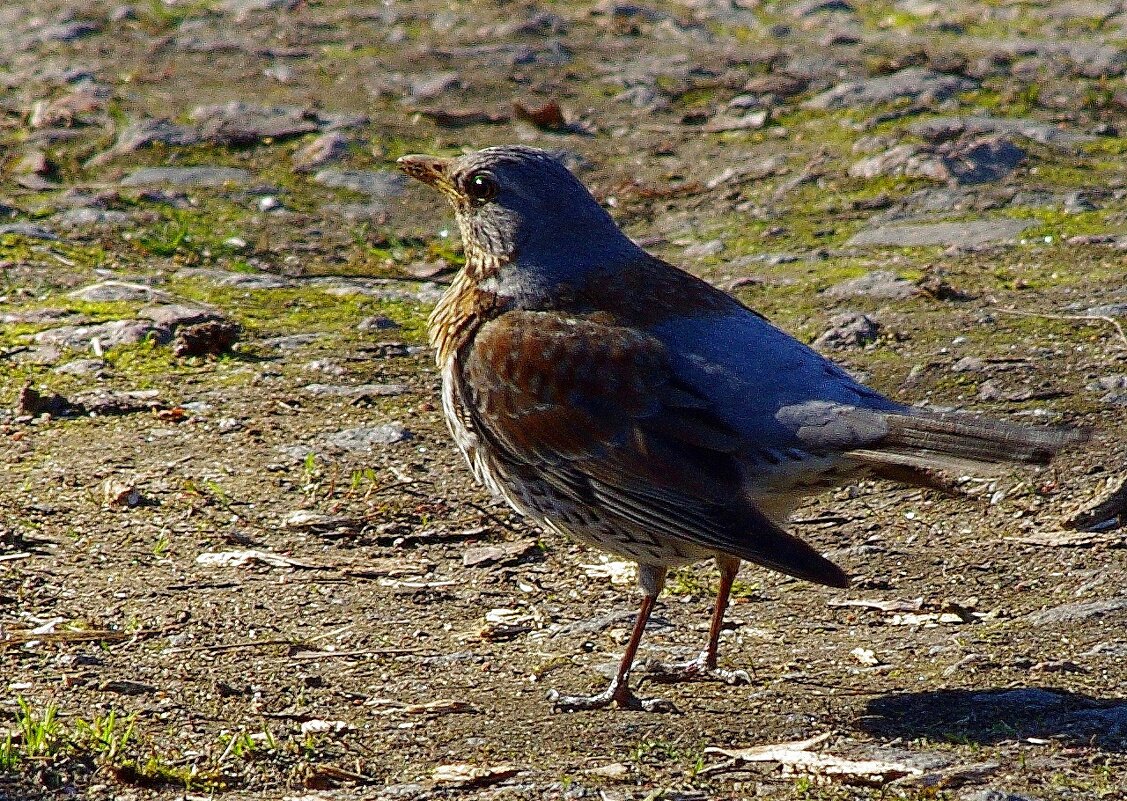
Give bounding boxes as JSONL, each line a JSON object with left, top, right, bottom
{"left": 847, "top": 409, "right": 1088, "bottom": 477}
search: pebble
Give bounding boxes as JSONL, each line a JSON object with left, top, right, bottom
{"left": 813, "top": 312, "right": 880, "bottom": 349}
{"left": 804, "top": 67, "right": 977, "bottom": 110}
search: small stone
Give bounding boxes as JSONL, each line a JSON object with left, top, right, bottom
{"left": 824, "top": 270, "right": 919, "bottom": 299}
{"left": 321, "top": 424, "right": 412, "bottom": 453}
{"left": 682, "top": 239, "right": 725, "bottom": 259}
{"left": 69, "top": 281, "right": 171, "bottom": 303}
{"left": 39, "top": 21, "right": 101, "bottom": 42}
{"left": 292, "top": 132, "right": 349, "bottom": 173}
{"left": 813, "top": 312, "right": 881, "bottom": 349}
{"left": 952, "top": 356, "right": 985, "bottom": 373}
{"left": 1063, "top": 191, "right": 1097, "bottom": 214}
{"left": 34, "top": 320, "right": 161, "bottom": 350}
{"left": 358, "top": 315, "right": 401, "bottom": 332}
{"left": 217, "top": 417, "right": 244, "bottom": 434}
{"left": 258, "top": 195, "right": 281, "bottom": 212}
{"left": 1024, "top": 597, "right": 1127, "bottom": 625}
{"left": 52, "top": 208, "right": 132, "bottom": 229}
{"left": 190, "top": 101, "right": 319, "bottom": 145}
{"left": 53, "top": 359, "right": 106, "bottom": 376}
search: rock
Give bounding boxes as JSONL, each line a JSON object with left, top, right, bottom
{"left": 321, "top": 424, "right": 412, "bottom": 453}
{"left": 960, "top": 791, "right": 1045, "bottom": 801}
{"left": 743, "top": 72, "right": 809, "bottom": 97}
{"left": 847, "top": 219, "right": 1033, "bottom": 248}
{"left": 909, "top": 116, "right": 1095, "bottom": 148}
{"left": 260, "top": 333, "right": 321, "bottom": 350}
{"left": 0, "top": 223, "right": 58, "bottom": 240}
{"left": 303, "top": 383, "right": 409, "bottom": 398}
{"left": 72, "top": 389, "right": 164, "bottom": 416}
{"left": 1023, "top": 597, "right": 1127, "bottom": 625}
{"left": 53, "top": 359, "right": 106, "bottom": 376}
{"left": 38, "top": 20, "right": 101, "bottom": 42}
{"left": 51, "top": 208, "right": 132, "bottom": 229}
{"left": 172, "top": 320, "right": 241, "bottom": 357}
{"left": 682, "top": 239, "right": 725, "bottom": 258}
{"left": 120, "top": 167, "right": 252, "bottom": 188}
{"left": 189, "top": 101, "right": 319, "bottom": 145}
{"left": 824, "top": 270, "right": 919, "bottom": 299}
{"left": 216, "top": 0, "right": 300, "bottom": 20}
{"left": 174, "top": 268, "right": 293, "bottom": 289}
{"left": 462, "top": 540, "right": 538, "bottom": 567}
{"left": 850, "top": 137, "right": 1025, "bottom": 185}
{"left": 804, "top": 67, "right": 977, "bottom": 110}
{"left": 939, "top": 136, "right": 1025, "bottom": 185}
{"left": 1, "top": 309, "right": 76, "bottom": 325}
{"left": 952, "top": 356, "right": 986, "bottom": 373}
{"left": 408, "top": 71, "right": 460, "bottom": 102}
{"left": 790, "top": 0, "right": 853, "bottom": 15}
{"left": 813, "top": 312, "right": 881, "bottom": 349}
{"left": 357, "top": 315, "right": 401, "bottom": 332}
{"left": 292, "top": 132, "right": 349, "bottom": 173}
{"left": 313, "top": 168, "right": 407, "bottom": 198}
{"left": 68, "top": 281, "right": 171, "bottom": 303}
{"left": 140, "top": 303, "right": 225, "bottom": 329}
{"left": 34, "top": 320, "right": 160, "bottom": 350}
{"left": 701, "top": 110, "right": 768, "bottom": 132}
{"left": 1063, "top": 191, "right": 1097, "bottom": 214}
{"left": 86, "top": 119, "right": 201, "bottom": 167}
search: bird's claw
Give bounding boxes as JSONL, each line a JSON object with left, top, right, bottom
{"left": 548, "top": 682, "right": 678, "bottom": 713}
{"left": 643, "top": 654, "right": 753, "bottom": 686}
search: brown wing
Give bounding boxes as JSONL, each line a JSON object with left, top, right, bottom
{"left": 463, "top": 310, "right": 848, "bottom": 588}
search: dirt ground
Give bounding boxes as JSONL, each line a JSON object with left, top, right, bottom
{"left": 2, "top": 1, "right": 1127, "bottom": 799}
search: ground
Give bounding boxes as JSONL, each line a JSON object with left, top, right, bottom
{"left": 1, "top": 1, "right": 1127, "bottom": 799}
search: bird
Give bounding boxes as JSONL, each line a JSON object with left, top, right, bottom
{"left": 397, "top": 145, "right": 1087, "bottom": 712}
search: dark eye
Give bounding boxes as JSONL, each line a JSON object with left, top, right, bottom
{"left": 465, "top": 171, "right": 499, "bottom": 204}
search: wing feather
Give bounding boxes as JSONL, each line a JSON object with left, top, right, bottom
{"left": 464, "top": 311, "right": 848, "bottom": 588}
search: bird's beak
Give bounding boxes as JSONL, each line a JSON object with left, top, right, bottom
{"left": 397, "top": 154, "right": 455, "bottom": 196}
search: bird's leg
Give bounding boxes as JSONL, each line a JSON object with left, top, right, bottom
{"left": 549, "top": 565, "right": 676, "bottom": 713}
{"left": 647, "top": 557, "right": 751, "bottom": 685}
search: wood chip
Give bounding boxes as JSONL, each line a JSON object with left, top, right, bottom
{"left": 195, "top": 549, "right": 316, "bottom": 569}
{"left": 828, "top": 598, "right": 924, "bottom": 613}
{"left": 704, "top": 733, "right": 922, "bottom": 786}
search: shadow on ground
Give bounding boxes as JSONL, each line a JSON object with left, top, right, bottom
{"left": 861, "top": 687, "right": 1127, "bottom": 750}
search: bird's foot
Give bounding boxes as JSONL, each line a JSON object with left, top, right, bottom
{"left": 643, "top": 653, "right": 752, "bottom": 686}
{"left": 548, "top": 680, "right": 678, "bottom": 713}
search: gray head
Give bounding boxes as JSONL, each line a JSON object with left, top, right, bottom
{"left": 398, "top": 146, "right": 642, "bottom": 299}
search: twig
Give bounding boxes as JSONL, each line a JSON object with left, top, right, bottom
{"left": 993, "top": 308, "right": 1127, "bottom": 346}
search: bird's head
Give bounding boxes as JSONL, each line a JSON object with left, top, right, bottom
{"left": 398, "top": 145, "right": 641, "bottom": 298}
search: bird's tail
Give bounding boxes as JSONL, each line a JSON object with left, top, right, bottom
{"left": 846, "top": 408, "right": 1089, "bottom": 479}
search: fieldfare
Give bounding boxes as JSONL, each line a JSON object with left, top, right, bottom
{"left": 398, "top": 145, "right": 1085, "bottom": 712}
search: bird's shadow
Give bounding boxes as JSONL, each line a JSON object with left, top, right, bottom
{"left": 859, "top": 686, "right": 1127, "bottom": 751}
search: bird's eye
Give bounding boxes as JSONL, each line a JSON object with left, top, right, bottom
{"left": 465, "top": 171, "right": 499, "bottom": 204}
